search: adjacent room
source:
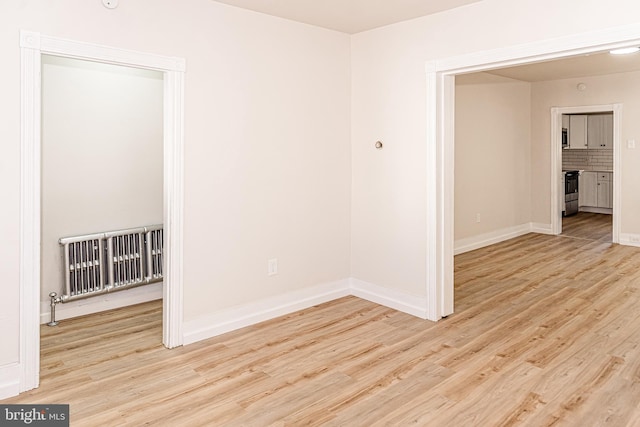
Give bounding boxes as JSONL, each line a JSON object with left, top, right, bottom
{"left": 454, "top": 48, "right": 640, "bottom": 251}
{"left": 40, "top": 55, "right": 165, "bottom": 329}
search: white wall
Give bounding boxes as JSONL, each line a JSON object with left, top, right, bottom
{"left": 0, "top": 0, "right": 350, "bottom": 397}
{"left": 350, "top": 0, "right": 640, "bottom": 298}
{"left": 181, "top": 6, "right": 352, "bottom": 316}
{"left": 41, "top": 55, "right": 163, "bottom": 310}
{"left": 454, "top": 74, "right": 531, "bottom": 241}
{"left": 531, "top": 70, "right": 640, "bottom": 233}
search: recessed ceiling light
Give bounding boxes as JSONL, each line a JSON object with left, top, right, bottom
{"left": 609, "top": 47, "right": 640, "bottom": 55}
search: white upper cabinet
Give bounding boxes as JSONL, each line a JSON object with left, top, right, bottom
{"left": 566, "top": 113, "right": 613, "bottom": 150}
{"left": 568, "top": 115, "right": 588, "bottom": 149}
{"left": 587, "top": 114, "right": 613, "bottom": 149}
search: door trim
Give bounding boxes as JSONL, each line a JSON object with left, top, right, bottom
{"left": 425, "top": 24, "right": 640, "bottom": 322}
{"left": 19, "top": 31, "right": 185, "bottom": 392}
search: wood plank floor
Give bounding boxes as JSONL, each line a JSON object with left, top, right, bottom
{"left": 562, "top": 212, "right": 612, "bottom": 242}
{"left": 5, "top": 217, "right": 640, "bottom": 425}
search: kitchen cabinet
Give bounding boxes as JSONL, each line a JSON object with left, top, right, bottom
{"left": 579, "top": 171, "right": 612, "bottom": 210}
{"left": 587, "top": 114, "right": 613, "bottom": 149}
{"left": 596, "top": 172, "right": 612, "bottom": 208}
{"left": 566, "top": 113, "right": 613, "bottom": 150}
{"left": 579, "top": 172, "right": 597, "bottom": 207}
{"left": 568, "top": 115, "right": 588, "bottom": 149}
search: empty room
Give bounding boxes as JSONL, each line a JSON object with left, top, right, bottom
{"left": 3, "top": 0, "right": 640, "bottom": 425}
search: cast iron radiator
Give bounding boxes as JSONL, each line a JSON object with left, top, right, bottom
{"left": 47, "top": 224, "right": 163, "bottom": 325}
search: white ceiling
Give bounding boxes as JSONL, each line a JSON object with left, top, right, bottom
{"left": 483, "top": 50, "right": 640, "bottom": 82}
{"left": 211, "top": 0, "right": 640, "bottom": 81}
{"left": 211, "top": 0, "right": 483, "bottom": 34}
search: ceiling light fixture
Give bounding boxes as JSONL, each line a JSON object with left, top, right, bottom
{"left": 609, "top": 47, "right": 640, "bottom": 55}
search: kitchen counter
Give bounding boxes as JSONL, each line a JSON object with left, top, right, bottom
{"left": 563, "top": 169, "right": 612, "bottom": 173}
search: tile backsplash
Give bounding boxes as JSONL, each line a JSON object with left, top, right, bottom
{"left": 562, "top": 149, "right": 613, "bottom": 171}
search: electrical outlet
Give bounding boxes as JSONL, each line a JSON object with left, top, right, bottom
{"left": 476, "top": 213, "right": 481, "bottom": 223}
{"left": 268, "top": 258, "right": 278, "bottom": 276}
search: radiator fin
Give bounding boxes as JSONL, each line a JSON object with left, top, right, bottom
{"left": 58, "top": 225, "right": 163, "bottom": 303}
{"left": 109, "top": 232, "right": 145, "bottom": 288}
{"left": 66, "top": 238, "right": 104, "bottom": 297}
{"left": 147, "top": 228, "right": 163, "bottom": 280}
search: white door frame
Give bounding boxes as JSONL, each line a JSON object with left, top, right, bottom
{"left": 425, "top": 24, "right": 640, "bottom": 321}
{"left": 550, "top": 105, "right": 621, "bottom": 241}
{"left": 19, "top": 31, "right": 185, "bottom": 392}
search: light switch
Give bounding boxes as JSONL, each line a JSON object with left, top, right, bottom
{"left": 268, "top": 258, "right": 278, "bottom": 276}
{"left": 628, "top": 139, "right": 636, "bottom": 149}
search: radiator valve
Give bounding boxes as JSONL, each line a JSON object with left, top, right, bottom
{"left": 47, "top": 292, "right": 62, "bottom": 327}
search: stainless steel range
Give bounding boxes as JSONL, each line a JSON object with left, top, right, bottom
{"left": 564, "top": 170, "right": 579, "bottom": 216}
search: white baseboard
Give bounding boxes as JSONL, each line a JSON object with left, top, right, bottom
{"left": 0, "top": 363, "right": 20, "bottom": 400}
{"left": 39, "top": 283, "right": 163, "bottom": 324}
{"left": 619, "top": 233, "right": 640, "bottom": 247}
{"left": 182, "top": 277, "right": 432, "bottom": 345}
{"left": 349, "top": 278, "right": 428, "bottom": 319}
{"left": 530, "top": 222, "right": 554, "bottom": 235}
{"left": 579, "top": 207, "right": 612, "bottom": 215}
{"left": 182, "top": 279, "right": 351, "bottom": 345}
{"left": 454, "top": 223, "right": 532, "bottom": 255}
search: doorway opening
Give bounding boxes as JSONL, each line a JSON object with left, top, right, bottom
{"left": 41, "top": 55, "right": 165, "bottom": 327}
{"left": 553, "top": 106, "right": 621, "bottom": 244}
{"left": 425, "top": 25, "right": 640, "bottom": 322}
{"left": 19, "top": 31, "right": 185, "bottom": 393}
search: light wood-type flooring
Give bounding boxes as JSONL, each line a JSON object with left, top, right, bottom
{"left": 5, "top": 214, "right": 640, "bottom": 425}
{"left": 562, "top": 212, "right": 612, "bottom": 242}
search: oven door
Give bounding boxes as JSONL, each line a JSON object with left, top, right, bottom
{"left": 565, "top": 171, "right": 578, "bottom": 194}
